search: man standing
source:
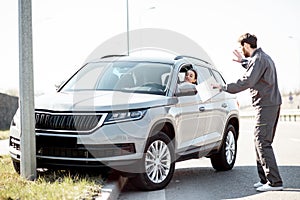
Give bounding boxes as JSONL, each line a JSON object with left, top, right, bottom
{"left": 214, "top": 33, "right": 283, "bottom": 192}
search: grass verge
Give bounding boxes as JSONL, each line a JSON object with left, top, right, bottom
{"left": 0, "top": 130, "right": 9, "bottom": 140}
{"left": 0, "top": 155, "right": 106, "bottom": 200}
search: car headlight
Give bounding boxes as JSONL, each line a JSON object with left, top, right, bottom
{"left": 104, "top": 109, "right": 147, "bottom": 124}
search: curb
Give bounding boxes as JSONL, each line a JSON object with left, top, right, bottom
{"left": 97, "top": 173, "right": 128, "bottom": 200}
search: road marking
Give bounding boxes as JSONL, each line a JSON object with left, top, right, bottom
{"left": 146, "top": 189, "right": 166, "bottom": 200}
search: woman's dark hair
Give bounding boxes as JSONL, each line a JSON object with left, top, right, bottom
{"left": 238, "top": 33, "right": 257, "bottom": 48}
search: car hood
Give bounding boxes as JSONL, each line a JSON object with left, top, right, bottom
{"left": 35, "top": 91, "right": 177, "bottom": 112}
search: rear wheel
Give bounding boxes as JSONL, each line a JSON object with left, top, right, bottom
{"left": 130, "top": 132, "right": 175, "bottom": 190}
{"left": 210, "top": 124, "right": 237, "bottom": 171}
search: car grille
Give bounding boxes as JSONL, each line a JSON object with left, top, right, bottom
{"left": 36, "top": 135, "right": 136, "bottom": 158}
{"left": 37, "top": 145, "right": 136, "bottom": 158}
{"left": 35, "top": 111, "right": 104, "bottom": 133}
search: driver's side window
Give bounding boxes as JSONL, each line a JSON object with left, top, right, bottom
{"left": 178, "top": 65, "right": 198, "bottom": 85}
{"left": 175, "top": 65, "right": 198, "bottom": 97}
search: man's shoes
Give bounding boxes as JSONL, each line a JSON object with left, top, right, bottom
{"left": 256, "top": 183, "right": 283, "bottom": 192}
{"left": 253, "top": 181, "right": 264, "bottom": 188}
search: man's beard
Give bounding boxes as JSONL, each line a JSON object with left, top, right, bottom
{"left": 243, "top": 47, "right": 251, "bottom": 57}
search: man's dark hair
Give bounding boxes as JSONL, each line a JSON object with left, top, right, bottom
{"left": 238, "top": 33, "right": 257, "bottom": 48}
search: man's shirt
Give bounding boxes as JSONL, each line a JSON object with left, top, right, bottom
{"left": 224, "top": 48, "right": 282, "bottom": 107}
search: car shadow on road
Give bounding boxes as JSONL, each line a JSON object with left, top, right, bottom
{"left": 120, "top": 165, "right": 300, "bottom": 200}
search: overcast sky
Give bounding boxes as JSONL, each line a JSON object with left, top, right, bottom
{"left": 1, "top": 0, "right": 300, "bottom": 102}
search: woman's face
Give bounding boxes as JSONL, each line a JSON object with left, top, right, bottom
{"left": 185, "top": 70, "right": 196, "bottom": 84}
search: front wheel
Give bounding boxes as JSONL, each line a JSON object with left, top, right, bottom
{"left": 210, "top": 124, "right": 237, "bottom": 171}
{"left": 130, "top": 132, "right": 175, "bottom": 191}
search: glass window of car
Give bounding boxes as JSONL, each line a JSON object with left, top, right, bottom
{"left": 60, "top": 61, "right": 172, "bottom": 95}
{"left": 61, "top": 63, "right": 105, "bottom": 91}
{"left": 177, "top": 64, "right": 199, "bottom": 84}
{"left": 193, "top": 65, "right": 220, "bottom": 101}
{"left": 211, "top": 69, "right": 226, "bottom": 85}
{"left": 196, "top": 65, "right": 216, "bottom": 84}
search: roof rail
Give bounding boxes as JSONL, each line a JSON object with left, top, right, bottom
{"left": 174, "top": 55, "right": 211, "bottom": 65}
{"left": 101, "top": 55, "right": 127, "bottom": 59}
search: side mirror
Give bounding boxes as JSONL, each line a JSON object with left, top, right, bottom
{"left": 175, "top": 82, "right": 198, "bottom": 97}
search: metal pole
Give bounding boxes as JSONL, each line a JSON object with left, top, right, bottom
{"left": 18, "top": 0, "right": 36, "bottom": 180}
{"left": 126, "top": 0, "right": 129, "bottom": 55}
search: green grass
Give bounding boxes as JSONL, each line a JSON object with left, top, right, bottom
{"left": 0, "top": 155, "right": 106, "bottom": 200}
{"left": 0, "top": 130, "right": 9, "bottom": 140}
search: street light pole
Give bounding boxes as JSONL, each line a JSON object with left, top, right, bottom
{"left": 18, "top": 0, "right": 36, "bottom": 180}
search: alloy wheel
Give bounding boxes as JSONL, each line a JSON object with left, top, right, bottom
{"left": 225, "top": 131, "right": 236, "bottom": 165}
{"left": 145, "top": 140, "right": 171, "bottom": 184}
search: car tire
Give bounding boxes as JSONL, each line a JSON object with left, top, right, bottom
{"left": 210, "top": 124, "right": 237, "bottom": 171}
{"left": 130, "top": 131, "right": 175, "bottom": 191}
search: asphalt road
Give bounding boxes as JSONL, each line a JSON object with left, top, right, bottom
{"left": 118, "top": 119, "right": 300, "bottom": 200}
{"left": 1, "top": 119, "right": 299, "bottom": 199}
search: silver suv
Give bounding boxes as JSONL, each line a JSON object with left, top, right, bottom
{"left": 9, "top": 55, "right": 239, "bottom": 190}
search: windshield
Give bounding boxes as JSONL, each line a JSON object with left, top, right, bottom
{"left": 60, "top": 61, "right": 173, "bottom": 95}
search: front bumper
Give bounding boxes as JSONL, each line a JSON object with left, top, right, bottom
{"left": 9, "top": 117, "right": 150, "bottom": 172}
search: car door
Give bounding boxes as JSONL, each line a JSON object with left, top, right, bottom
{"left": 209, "top": 69, "right": 231, "bottom": 137}
{"left": 174, "top": 92, "right": 203, "bottom": 151}
{"left": 173, "top": 64, "right": 213, "bottom": 153}
{"left": 193, "top": 65, "right": 224, "bottom": 146}
{"left": 194, "top": 65, "right": 219, "bottom": 146}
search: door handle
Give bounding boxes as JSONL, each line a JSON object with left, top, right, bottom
{"left": 199, "top": 106, "right": 205, "bottom": 112}
{"left": 221, "top": 103, "right": 228, "bottom": 108}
